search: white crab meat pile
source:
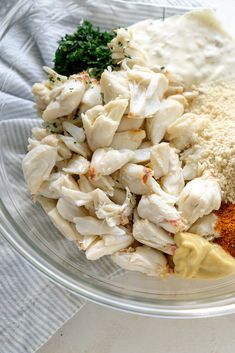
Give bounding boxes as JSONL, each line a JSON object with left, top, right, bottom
{"left": 22, "top": 65, "right": 222, "bottom": 277}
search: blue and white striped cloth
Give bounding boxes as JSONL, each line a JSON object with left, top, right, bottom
{"left": 0, "top": 0, "right": 210, "bottom": 352}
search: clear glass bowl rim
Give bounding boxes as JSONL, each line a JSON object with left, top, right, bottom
{"left": 1, "top": 0, "right": 235, "bottom": 319}
{"left": 2, "top": 200, "right": 235, "bottom": 319}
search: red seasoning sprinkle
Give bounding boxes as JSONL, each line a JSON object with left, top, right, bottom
{"left": 214, "top": 203, "right": 235, "bottom": 257}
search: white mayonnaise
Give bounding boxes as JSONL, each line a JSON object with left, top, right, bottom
{"left": 128, "top": 9, "right": 235, "bottom": 87}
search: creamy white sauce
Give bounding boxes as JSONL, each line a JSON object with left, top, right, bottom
{"left": 128, "top": 9, "right": 235, "bottom": 87}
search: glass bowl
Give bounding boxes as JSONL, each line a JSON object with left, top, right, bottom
{"left": 1, "top": 0, "right": 235, "bottom": 319}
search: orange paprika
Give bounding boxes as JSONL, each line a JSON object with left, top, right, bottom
{"left": 214, "top": 203, "right": 235, "bottom": 257}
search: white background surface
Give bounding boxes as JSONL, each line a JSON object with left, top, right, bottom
{"left": 38, "top": 302, "right": 235, "bottom": 353}
{"left": 37, "top": 1, "right": 235, "bottom": 352}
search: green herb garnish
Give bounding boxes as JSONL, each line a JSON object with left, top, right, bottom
{"left": 44, "top": 123, "right": 57, "bottom": 133}
{"left": 54, "top": 20, "right": 116, "bottom": 78}
{"left": 101, "top": 92, "right": 105, "bottom": 104}
{"left": 48, "top": 76, "right": 55, "bottom": 83}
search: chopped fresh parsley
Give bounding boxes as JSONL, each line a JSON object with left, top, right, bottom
{"left": 54, "top": 20, "right": 116, "bottom": 78}
{"left": 44, "top": 123, "right": 57, "bottom": 133}
{"left": 100, "top": 92, "right": 105, "bottom": 104}
{"left": 48, "top": 76, "right": 55, "bottom": 83}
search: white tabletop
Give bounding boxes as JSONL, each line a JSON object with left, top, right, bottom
{"left": 38, "top": 302, "right": 235, "bottom": 353}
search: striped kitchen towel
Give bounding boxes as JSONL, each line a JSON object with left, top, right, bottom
{"left": 0, "top": 0, "right": 211, "bottom": 352}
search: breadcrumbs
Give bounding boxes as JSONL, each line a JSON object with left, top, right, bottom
{"left": 184, "top": 80, "right": 235, "bottom": 203}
